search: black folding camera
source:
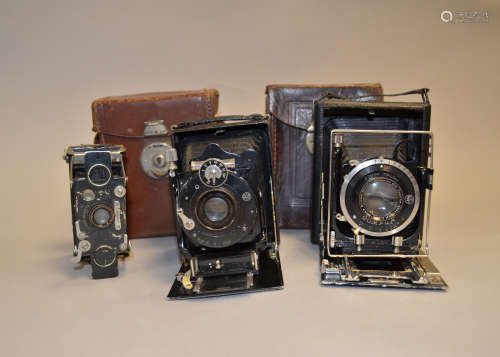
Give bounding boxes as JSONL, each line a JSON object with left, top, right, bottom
{"left": 64, "top": 145, "right": 130, "bottom": 279}
{"left": 167, "top": 115, "right": 283, "bottom": 298}
{"left": 312, "top": 89, "right": 447, "bottom": 289}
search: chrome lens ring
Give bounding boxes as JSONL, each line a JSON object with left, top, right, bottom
{"left": 339, "top": 158, "right": 420, "bottom": 237}
{"left": 87, "top": 164, "right": 111, "bottom": 187}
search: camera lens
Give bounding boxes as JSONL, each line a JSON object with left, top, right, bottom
{"left": 89, "top": 205, "right": 113, "bottom": 228}
{"left": 195, "top": 189, "right": 237, "bottom": 231}
{"left": 340, "top": 158, "right": 420, "bottom": 237}
{"left": 360, "top": 179, "right": 402, "bottom": 218}
{"left": 203, "top": 197, "right": 229, "bottom": 222}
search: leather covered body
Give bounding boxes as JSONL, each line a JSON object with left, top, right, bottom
{"left": 265, "top": 84, "right": 383, "bottom": 229}
{"left": 92, "top": 89, "right": 219, "bottom": 238}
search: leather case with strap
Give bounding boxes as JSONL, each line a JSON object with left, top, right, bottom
{"left": 92, "top": 89, "right": 219, "bottom": 238}
{"left": 265, "top": 84, "right": 383, "bottom": 229}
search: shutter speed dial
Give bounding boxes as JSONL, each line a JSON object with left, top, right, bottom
{"left": 199, "top": 159, "right": 228, "bottom": 187}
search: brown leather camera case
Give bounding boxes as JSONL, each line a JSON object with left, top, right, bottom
{"left": 92, "top": 89, "right": 219, "bottom": 238}
{"left": 266, "top": 84, "right": 383, "bottom": 229}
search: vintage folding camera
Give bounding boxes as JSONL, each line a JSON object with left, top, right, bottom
{"left": 312, "top": 89, "right": 447, "bottom": 289}
{"left": 64, "top": 145, "right": 130, "bottom": 279}
{"left": 166, "top": 115, "right": 283, "bottom": 298}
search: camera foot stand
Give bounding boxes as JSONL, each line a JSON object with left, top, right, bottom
{"left": 168, "top": 248, "right": 284, "bottom": 299}
{"left": 90, "top": 256, "right": 119, "bottom": 279}
{"left": 321, "top": 256, "right": 447, "bottom": 290}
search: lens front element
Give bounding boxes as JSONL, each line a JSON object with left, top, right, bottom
{"left": 93, "top": 208, "right": 111, "bottom": 225}
{"left": 203, "top": 197, "right": 229, "bottom": 223}
{"left": 89, "top": 205, "right": 114, "bottom": 228}
{"left": 360, "top": 179, "right": 403, "bottom": 220}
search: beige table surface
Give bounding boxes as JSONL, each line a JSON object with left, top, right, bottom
{"left": 2, "top": 1, "right": 499, "bottom": 356}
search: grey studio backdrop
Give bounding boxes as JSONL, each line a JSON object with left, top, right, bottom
{"left": 1, "top": 1, "right": 499, "bottom": 356}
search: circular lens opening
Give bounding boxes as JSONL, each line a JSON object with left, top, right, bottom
{"left": 203, "top": 197, "right": 229, "bottom": 223}
{"left": 88, "top": 164, "right": 111, "bottom": 186}
{"left": 360, "top": 179, "right": 403, "bottom": 219}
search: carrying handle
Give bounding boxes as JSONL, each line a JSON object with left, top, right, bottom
{"left": 173, "top": 114, "right": 267, "bottom": 130}
{"left": 318, "top": 88, "right": 430, "bottom": 104}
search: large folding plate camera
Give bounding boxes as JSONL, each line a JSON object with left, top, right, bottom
{"left": 311, "top": 89, "right": 447, "bottom": 289}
